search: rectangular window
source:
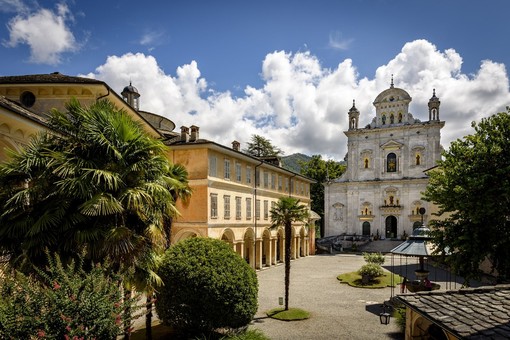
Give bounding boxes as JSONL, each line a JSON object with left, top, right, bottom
{"left": 285, "top": 178, "right": 289, "bottom": 193}
{"left": 224, "top": 195, "right": 230, "bottom": 219}
{"left": 235, "top": 196, "right": 242, "bottom": 219}
{"left": 235, "top": 162, "right": 242, "bottom": 182}
{"left": 271, "top": 173, "right": 276, "bottom": 189}
{"left": 246, "top": 166, "right": 252, "bottom": 184}
{"left": 209, "top": 155, "right": 217, "bottom": 177}
{"left": 278, "top": 175, "right": 282, "bottom": 191}
{"left": 263, "top": 200, "right": 269, "bottom": 220}
{"left": 210, "top": 194, "right": 218, "bottom": 218}
{"left": 255, "top": 199, "right": 260, "bottom": 220}
{"left": 301, "top": 182, "right": 304, "bottom": 195}
{"left": 224, "top": 159, "right": 231, "bottom": 179}
{"left": 263, "top": 171, "right": 269, "bottom": 188}
{"left": 246, "top": 198, "right": 252, "bottom": 219}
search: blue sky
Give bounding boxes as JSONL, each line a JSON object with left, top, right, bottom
{"left": 1, "top": 0, "right": 510, "bottom": 160}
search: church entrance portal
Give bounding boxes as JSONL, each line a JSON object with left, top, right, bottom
{"left": 385, "top": 216, "right": 397, "bottom": 239}
{"left": 362, "top": 222, "right": 371, "bottom": 236}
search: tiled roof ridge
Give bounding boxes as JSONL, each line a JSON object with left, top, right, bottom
{"left": 398, "top": 283, "right": 510, "bottom": 297}
{"left": 0, "top": 72, "right": 103, "bottom": 84}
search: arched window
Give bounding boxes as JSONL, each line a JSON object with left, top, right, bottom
{"left": 382, "top": 115, "right": 386, "bottom": 125}
{"left": 387, "top": 153, "right": 397, "bottom": 172}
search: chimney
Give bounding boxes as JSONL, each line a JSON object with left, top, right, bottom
{"left": 180, "top": 126, "right": 189, "bottom": 142}
{"left": 190, "top": 125, "right": 199, "bottom": 142}
{"left": 232, "top": 140, "right": 240, "bottom": 151}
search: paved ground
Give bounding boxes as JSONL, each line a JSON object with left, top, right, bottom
{"left": 249, "top": 254, "right": 404, "bottom": 340}
{"left": 132, "top": 247, "right": 476, "bottom": 339}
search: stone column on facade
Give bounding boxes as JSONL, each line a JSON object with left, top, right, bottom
{"left": 255, "top": 239, "right": 263, "bottom": 269}
{"left": 270, "top": 238, "right": 277, "bottom": 265}
{"left": 236, "top": 241, "right": 245, "bottom": 261}
{"left": 265, "top": 237, "right": 272, "bottom": 267}
{"left": 249, "top": 241, "right": 256, "bottom": 269}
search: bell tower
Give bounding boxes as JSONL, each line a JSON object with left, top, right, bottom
{"left": 121, "top": 82, "right": 140, "bottom": 111}
{"left": 428, "top": 89, "right": 440, "bottom": 121}
{"left": 348, "top": 99, "right": 360, "bottom": 130}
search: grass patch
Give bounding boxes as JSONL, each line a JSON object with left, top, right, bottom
{"left": 266, "top": 307, "right": 310, "bottom": 321}
{"left": 337, "top": 271, "right": 403, "bottom": 288}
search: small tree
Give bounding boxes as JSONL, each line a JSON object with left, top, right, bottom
{"left": 270, "top": 197, "right": 309, "bottom": 311}
{"left": 155, "top": 237, "right": 258, "bottom": 336}
{"left": 243, "top": 134, "right": 283, "bottom": 157}
{"left": 300, "top": 155, "right": 345, "bottom": 238}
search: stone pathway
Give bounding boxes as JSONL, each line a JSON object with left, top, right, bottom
{"left": 249, "top": 254, "right": 404, "bottom": 340}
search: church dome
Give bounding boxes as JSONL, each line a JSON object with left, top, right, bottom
{"left": 373, "top": 86, "right": 412, "bottom": 105}
{"left": 121, "top": 82, "right": 140, "bottom": 98}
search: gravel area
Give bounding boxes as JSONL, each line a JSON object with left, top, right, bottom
{"left": 249, "top": 254, "right": 404, "bottom": 340}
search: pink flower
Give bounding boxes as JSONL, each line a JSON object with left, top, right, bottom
{"left": 53, "top": 281, "right": 61, "bottom": 290}
{"left": 64, "top": 335, "right": 70, "bottom": 340}
{"left": 66, "top": 325, "right": 71, "bottom": 332}
{"left": 37, "top": 329, "right": 45, "bottom": 338}
{"left": 115, "top": 314, "right": 121, "bottom": 325}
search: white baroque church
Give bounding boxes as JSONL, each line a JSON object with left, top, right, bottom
{"left": 324, "top": 80, "right": 444, "bottom": 239}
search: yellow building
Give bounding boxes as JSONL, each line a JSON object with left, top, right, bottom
{"left": 0, "top": 73, "right": 317, "bottom": 269}
{"left": 167, "top": 128, "right": 316, "bottom": 268}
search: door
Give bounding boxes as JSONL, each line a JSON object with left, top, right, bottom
{"left": 385, "top": 216, "right": 397, "bottom": 239}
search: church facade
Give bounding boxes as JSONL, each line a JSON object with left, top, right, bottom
{"left": 324, "top": 81, "right": 444, "bottom": 239}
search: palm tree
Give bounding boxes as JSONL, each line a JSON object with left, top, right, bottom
{"left": 270, "top": 197, "right": 309, "bottom": 310}
{"left": 0, "top": 98, "right": 191, "bottom": 338}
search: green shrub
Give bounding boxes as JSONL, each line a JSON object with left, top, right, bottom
{"left": 358, "top": 263, "right": 384, "bottom": 278}
{"left": 0, "top": 252, "right": 137, "bottom": 339}
{"left": 156, "top": 237, "right": 258, "bottom": 335}
{"left": 362, "top": 252, "right": 385, "bottom": 265}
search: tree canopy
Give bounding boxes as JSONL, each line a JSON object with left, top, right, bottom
{"left": 0, "top": 98, "right": 190, "bottom": 271}
{"left": 299, "top": 155, "right": 346, "bottom": 237}
{"left": 243, "top": 134, "right": 283, "bottom": 157}
{"left": 423, "top": 109, "right": 510, "bottom": 283}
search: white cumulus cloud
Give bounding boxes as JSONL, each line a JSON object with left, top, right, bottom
{"left": 82, "top": 39, "right": 510, "bottom": 161}
{"left": 4, "top": 3, "right": 78, "bottom": 65}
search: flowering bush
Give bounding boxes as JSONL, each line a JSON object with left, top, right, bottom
{"left": 358, "top": 263, "right": 385, "bottom": 278}
{"left": 0, "top": 252, "right": 137, "bottom": 339}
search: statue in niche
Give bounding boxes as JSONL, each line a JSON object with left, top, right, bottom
{"left": 333, "top": 204, "right": 343, "bottom": 221}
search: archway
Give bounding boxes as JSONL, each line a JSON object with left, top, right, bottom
{"left": 243, "top": 228, "right": 255, "bottom": 268}
{"left": 220, "top": 228, "right": 235, "bottom": 250}
{"left": 276, "top": 229, "right": 284, "bottom": 263}
{"left": 173, "top": 230, "right": 198, "bottom": 243}
{"left": 262, "top": 229, "right": 271, "bottom": 267}
{"left": 385, "top": 216, "right": 398, "bottom": 239}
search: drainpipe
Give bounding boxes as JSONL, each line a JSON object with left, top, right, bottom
{"left": 254, "top": 160, "right": 263, "bottom": 269}
{"left": 96, "top": 86, "right": 110, "bottom": 101}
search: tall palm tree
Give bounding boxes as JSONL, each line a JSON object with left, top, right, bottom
{"left": 0, "top": 98, "right": 191, "bottom": 338}
{"left": 270, "top": 197, "right": 309, "bottom": 311}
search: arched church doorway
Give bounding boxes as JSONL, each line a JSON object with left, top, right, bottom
{"left": 362, "top": 221, "right": 371, "bottom": 236}
{"left": 385, "top": 216, "right": 397, "bottom": 239}
{"left": 413, "top": 221, "right": 422, "bottom": 230}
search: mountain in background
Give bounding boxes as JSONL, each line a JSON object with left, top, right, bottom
{"left": 281, "top": 153, "right": 312, "bottom": 173}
